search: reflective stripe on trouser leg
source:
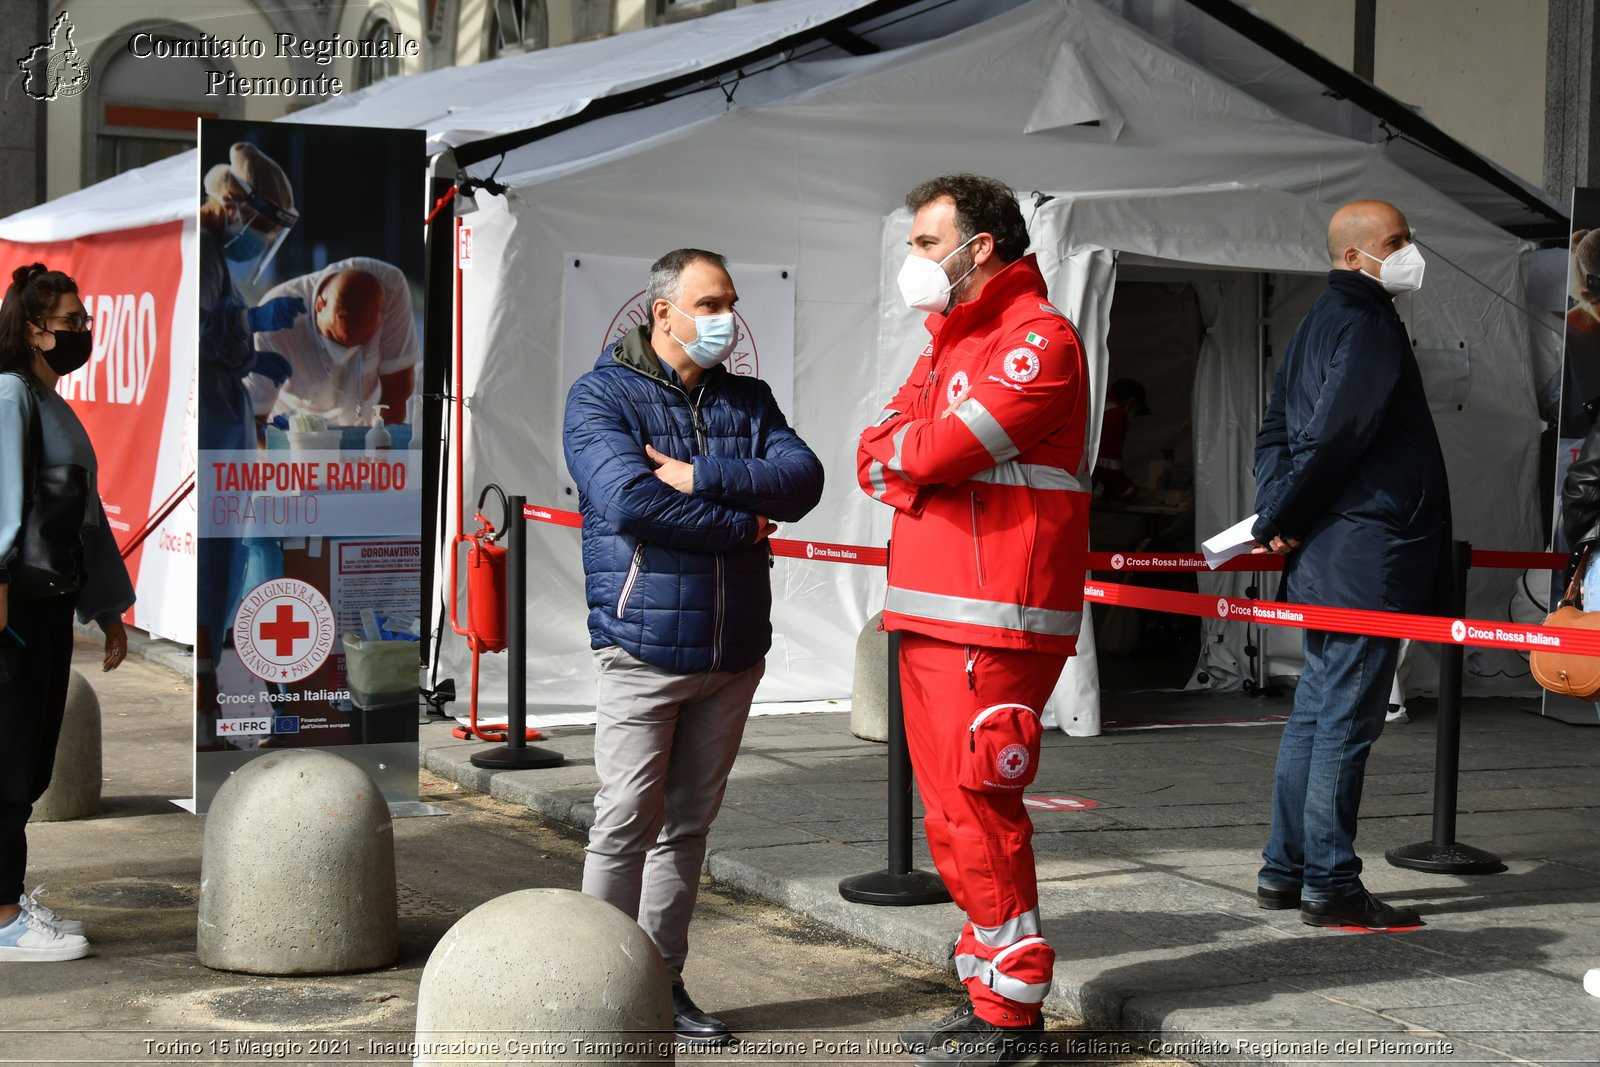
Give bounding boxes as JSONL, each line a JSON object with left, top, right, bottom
{"left": 955, "top": 934, "right": 1055, "bottom": 1006}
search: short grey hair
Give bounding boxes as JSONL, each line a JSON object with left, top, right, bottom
{"left": 646, "top": 248, "right": 728, "bottom": 310}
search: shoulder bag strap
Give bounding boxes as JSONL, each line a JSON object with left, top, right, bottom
{"left": 1561, "top": 541, "right": 1592, "bottom": 608}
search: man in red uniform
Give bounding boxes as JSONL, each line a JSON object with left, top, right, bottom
{"left": 858, "top": 175, "right": 1090, "bottom": 1066}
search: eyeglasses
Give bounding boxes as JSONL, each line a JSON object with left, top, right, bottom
{"left": 40, "top": 312, "right": 92, "bottom": 331}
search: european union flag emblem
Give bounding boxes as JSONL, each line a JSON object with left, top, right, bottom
{"left": 273, "top": 716, "right": 301, "bottom": 734}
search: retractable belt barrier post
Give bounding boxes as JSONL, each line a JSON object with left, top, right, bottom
{"left": 1387, "top": 540, "right": 1505, "bottom": 874}
{"left": 839, "top": 629, "right": 952, "bottom": 906}
{"left": 470, "top": 494, "right": 565, "bottom": 771}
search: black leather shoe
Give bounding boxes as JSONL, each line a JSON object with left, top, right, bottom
{"left": 1300, "top": 890, "right": 1423, "bottom": 931}
{"left": 1256, "top": 884, "right": 1301, "bottom": 910}
{"left": 898, "top": 1001, "right": 976, "bottom": 1053}
{"left": 672, "top": 985, "right": 733, "bottom": 1046}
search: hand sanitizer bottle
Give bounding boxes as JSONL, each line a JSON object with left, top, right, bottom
{"left": 365, "top": 405, "right": 392, "bottom": 454}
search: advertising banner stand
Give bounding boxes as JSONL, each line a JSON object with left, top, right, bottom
{"left": 193, "top": 119, "right": 432, "bottom": 812}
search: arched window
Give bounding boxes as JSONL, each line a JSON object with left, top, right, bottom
{"left": 357, "top": 18, "right": 404, "bottom": 88}
{"left": 492, "top": 0, "right": 547, "bottom": 54}
{"left": 88, "top": 27, "right": 235, "bottom": 184}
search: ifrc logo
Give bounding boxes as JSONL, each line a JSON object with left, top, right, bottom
{"left": 947, "top": 370, "right": 969, "bottom": 405}
{"left": 233, "top": 578, "right": 337, "bottom": 684}
{"left": 1003, "top": 347, "right": 1040, "bottom": 383}
{"left": 1111, "top": 553, "right": 1125, "bottom": 570}
{"left": 1451, "top": 619, "right": 1467, "bottom": 643}
{"left": 996, "top": 743, "right": 1030, "bottom": 780}
{"left": 1217, "top": 597, "right": 1229, "bottom": 618}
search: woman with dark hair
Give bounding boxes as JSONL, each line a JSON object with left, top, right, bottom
{"left": 0, "top": 263, "right": 134, "bottom": 961}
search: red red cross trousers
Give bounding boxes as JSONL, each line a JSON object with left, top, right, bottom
{"left": 258, "top": 603, "right": 311, "bottom": 657}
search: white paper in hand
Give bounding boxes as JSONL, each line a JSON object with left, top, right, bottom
{"left": 1202, "top": 514, "right": 1261, "bottom": 570}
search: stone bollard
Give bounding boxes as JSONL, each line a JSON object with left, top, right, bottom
{"left": 850, "top": 611, "right": 889, "bottom": 743}
{"left": 414, "top": 889, "right": 673, "bottom": 1066}
{"left": 197, "top": 749, "right": 397, "bottom": 975}
{"left": 34, "top": 670, "right": 102, "bottom": 821}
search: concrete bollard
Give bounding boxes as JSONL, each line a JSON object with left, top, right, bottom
{"left": 849, "top": 611, "right": 889, "bottom": 743}
{"left": 414, "top": 888, "right": 673, "bottom": 1066}
{"left": 197, "top": 749, "right": 397, "bottom": 975}
{"left": 34, "top": 670, "right": 102, "bottom": 821}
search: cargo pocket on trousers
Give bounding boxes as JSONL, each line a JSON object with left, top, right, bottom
{"left": 960, "top": 703, "right": 1043, "bottom": 793}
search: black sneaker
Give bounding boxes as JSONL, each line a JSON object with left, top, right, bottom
{"left": 914, "top": 1012, "right": 1049, "bottom": 1067}
{"left": 1301, "top": 890, "right": 1423, "bottom": 931}
{"left": 898, "top": 1001, "right": 976, "bottom": 1053}
{"left": 1256, "top": 884, "right": 1301, "bottom": 910}
{"left": 671, "top": 984, "right": 733, "bottom": 1046}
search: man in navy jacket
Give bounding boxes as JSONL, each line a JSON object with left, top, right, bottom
{"left": 563, "top": 248, "right": 823, "bottom": 1044}
{"left": 1251, "top": 199, "right": 1451, "bottom": 932}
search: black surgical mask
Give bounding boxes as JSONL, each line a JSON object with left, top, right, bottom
{"left": 41, "top": 328, "right": 93, "bottom": 376}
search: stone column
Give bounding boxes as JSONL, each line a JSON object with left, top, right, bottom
{"left": 1546, "top": 0, "right": 1600, "bottom": 206}
{"left": 0, "top": 0, "right": 48, "bottom": 219}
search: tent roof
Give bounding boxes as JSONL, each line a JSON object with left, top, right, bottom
{"left": 0, "top": 0, "right": 1566, "bottom": 243}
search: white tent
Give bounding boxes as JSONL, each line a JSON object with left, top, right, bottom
{"left": 1, "top": 0, "right": 1566, "bottom": 719}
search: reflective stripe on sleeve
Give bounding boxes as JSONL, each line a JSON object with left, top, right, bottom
{"left": 887, "top": 424, "right": 912, "bottom": 473}
{"left": 885, "top": 586, "right": 1081, "bottom": 637}
{"left": 954, "top": 398, "right": 1020, "bottom": 464}
{"left": 868, "top": 460, "right": 888, "bottom": 500}
{"left": 970, "top": 461, "right": 1089, "bottom": 493}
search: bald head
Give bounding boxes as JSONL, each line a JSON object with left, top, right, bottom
{"left": 1327, "top": 199, "right": 1412, "bottom": 271}
{"left": 315, "top": 269, "right": 385, "bottom": 347}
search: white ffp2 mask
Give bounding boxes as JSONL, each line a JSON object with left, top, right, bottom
{"left": 1360, "top": 243, "right": 1425, "bottom": 295}
{"left": 897, "top": 235, "right": 979, "bottom": 314}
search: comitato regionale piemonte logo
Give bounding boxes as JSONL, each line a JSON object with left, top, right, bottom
{"left": 18, "top": 12, "right": 90, "bottom": 101}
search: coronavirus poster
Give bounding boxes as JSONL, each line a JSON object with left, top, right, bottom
{"left": 194, "top": 119, "right": 425, "bottom": 809}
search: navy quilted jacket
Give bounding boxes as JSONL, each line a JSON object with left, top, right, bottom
{"left": 562, "top": 326, "right": 824, "bottom": 674}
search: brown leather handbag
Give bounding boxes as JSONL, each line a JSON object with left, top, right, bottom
{"left": 1531, "top": 544, "right": 1600, "bottom": 698}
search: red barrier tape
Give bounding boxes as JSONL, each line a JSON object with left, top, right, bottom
{"left": 1084, "top": 579, "right": 1600, "bottom": 655}
{"left": 519, "top": 502, "right": 1584, "bottom": 653}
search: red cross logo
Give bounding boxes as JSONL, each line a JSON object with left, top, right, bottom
{"left": 1002, "top": 347, "right": 1040, "bottom": 383}
{"left": 258, "top": 604, "right": 310, "bottom": 657}
{"left": 1010, "top": 354, "right": 1030, "bottom": 375}
{"left": 1002, "top": 750, "right": 1027, "bottom": 774}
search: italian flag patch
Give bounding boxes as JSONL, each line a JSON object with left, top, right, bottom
{"left": 1025, "top": 332, "right": 1049, "bottom": 350}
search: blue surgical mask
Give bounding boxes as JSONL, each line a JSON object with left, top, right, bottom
{"left": 223, "top": 223, "right": 268, "bottom": 263}
{"left": 667, "top": 301, "right": 739, "bottom": 369}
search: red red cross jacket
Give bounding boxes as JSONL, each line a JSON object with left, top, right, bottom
{"left": 857, "top": 255, "right": 1091, "bottom": 655}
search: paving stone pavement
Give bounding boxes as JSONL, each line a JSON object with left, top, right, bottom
{"left": 423, "top": 692, "right": 1600, "bottom": 1066}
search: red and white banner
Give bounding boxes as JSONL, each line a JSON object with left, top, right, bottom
{"left": 0, "top": 222, "right": 195, "bottom": 642}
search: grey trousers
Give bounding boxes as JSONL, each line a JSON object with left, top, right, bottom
{"left": 580, "top": 646, "right": 763, "bottom": 982}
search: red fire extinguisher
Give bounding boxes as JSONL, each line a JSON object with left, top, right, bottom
{"left": 449, "top": 484, "right": 538, "bottom": 742}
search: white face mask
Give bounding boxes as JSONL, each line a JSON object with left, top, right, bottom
{"left": 1359, "top": 243, "right": 1425, "bottom": 295}
{"left": 897, "top": 235, "right": 980, "bottom": 314}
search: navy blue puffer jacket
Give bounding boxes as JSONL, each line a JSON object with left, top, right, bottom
{"left": 562, "top": 326, "right": 824, "bottom": 674}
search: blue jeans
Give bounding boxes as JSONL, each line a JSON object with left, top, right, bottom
{"left": 1259, "top": 631, "right": 1400, "bottom": 902}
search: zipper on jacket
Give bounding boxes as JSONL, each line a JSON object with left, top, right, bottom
{"left": 965, "top": 645, "right": 977, "bottom": 692}
{"left": 616, "top": 543, "right": 645, "bottom": 618}
{"left": 711, "top": 553, "right": 725, "bottom": 672}
{"left": 970, "top": 491, "right": 986, "bottom": 586}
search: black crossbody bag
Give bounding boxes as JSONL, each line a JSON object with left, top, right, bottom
{"left": 5, "top": 372, "right": 89, "bottom": 599}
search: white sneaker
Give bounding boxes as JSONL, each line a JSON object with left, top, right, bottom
{"left": 1585, "top": 967, "right": 1600, "bottom": 998}
{"left": 20, "top": 886, "right": 85, "bottom": 936}
{"left": 0, "top": 909, "right": 90, "bottom": 961}
{"left": 1385, "top": 703, "right": 1410, "bottom": 725}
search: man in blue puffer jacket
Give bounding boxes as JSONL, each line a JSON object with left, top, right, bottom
{"left": 563, "top": 248, "right": 823, "bottom": 1046}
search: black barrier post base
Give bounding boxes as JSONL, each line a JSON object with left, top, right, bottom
{"left": 471, "top": 744, "right": 565, "bottom": 770}
{"left": 471, "top": 494, "right": 565, "bottom": 773}
{"left": 839, "top": 630, "right": 952, "bottom": 908}
{"left": 1385, "top": 840, "right": 1505, "bottom": 874}
{"left": 839, "top": 869, "right": 951, "bottom": 906}
{"left": 1387, "top": 539, "right": 1502, "bottom": 876}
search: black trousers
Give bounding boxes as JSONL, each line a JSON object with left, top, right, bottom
{"left": 0, "top": 593, "right": 76, "bottom": 904}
